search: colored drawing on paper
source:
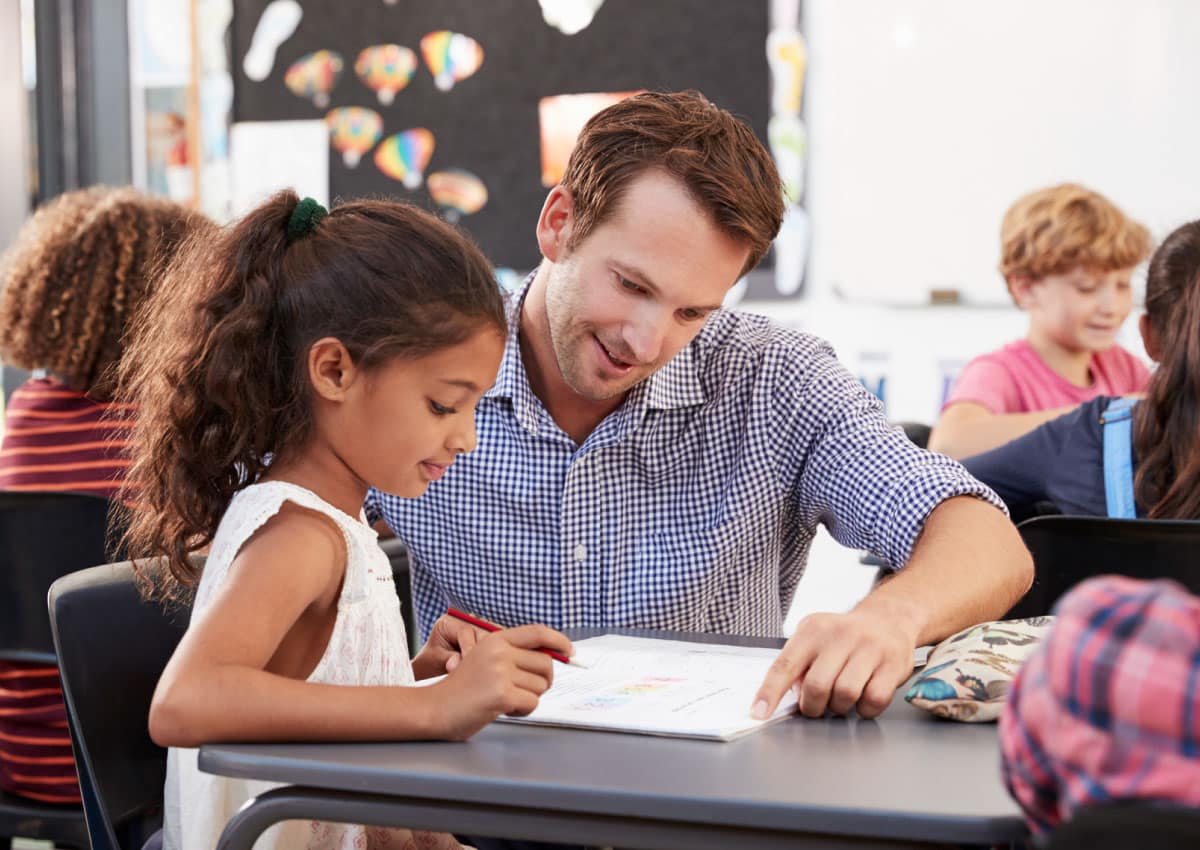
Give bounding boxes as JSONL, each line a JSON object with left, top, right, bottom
{"left": 285, "top": 50, "right": 344, "bottom": 109}
{"left": 537, "top": 91, "right": 641, "bottom": 187}
{"left": 573, "top": 676, "right": 685, "bottom": 711}
{"left": 616, "top": 676, "right": 684, "bottom": 695}
{"left": 375, "top": 128, "right": 435, "bottom": 189}
{"left": 325, "top": 107, "right": 383, "bottom": 168}
{"left": 355, "top": 44, "right": 418, "bottom": 105}
{"left": 538, "top": 0, "right": 606, "bottom": 35}
{"left": 243, "top": 0, "right": 302, "bottom": 82}
{"left": 420, "top": 31, "right": 484, "bottom": 92}
{"left": 427, "top": 169, "right": 488, "bottom": 221}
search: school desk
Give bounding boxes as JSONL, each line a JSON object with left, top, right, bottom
{"left": 200, "top": 630, "right": 1028, "bottom": 850}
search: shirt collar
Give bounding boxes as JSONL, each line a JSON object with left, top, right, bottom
{"left": 483, "top": 271, "right": 709, "bottom": 427}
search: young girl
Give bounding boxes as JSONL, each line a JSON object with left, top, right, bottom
{"left": 963, "top": 219, "right": 1200, "bottom": 519}
{"left": 119, "top": 190, "right": 573, "bottom": 850}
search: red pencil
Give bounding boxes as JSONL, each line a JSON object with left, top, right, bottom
{"left": 446, "top": 607, "right": 587, "bottom": 668}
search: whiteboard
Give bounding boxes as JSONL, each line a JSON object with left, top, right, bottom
{"left": 803, "top": 0, "right": 1200, "bottom": 306}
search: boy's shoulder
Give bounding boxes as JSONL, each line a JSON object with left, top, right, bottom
{"left": 1091, "top": 343, "right": 1152, "bottom": 389}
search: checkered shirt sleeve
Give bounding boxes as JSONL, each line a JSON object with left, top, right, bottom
{"left": 999, "top": 575, "right": 1200, "bottom": 835}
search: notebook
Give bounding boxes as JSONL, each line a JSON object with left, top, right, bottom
{"left": 495, "top": 634, "right": 799, "bottom": 741}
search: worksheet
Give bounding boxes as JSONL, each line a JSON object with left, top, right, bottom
{"left": 497, "top": 634, "right": 799, "bottom": 741}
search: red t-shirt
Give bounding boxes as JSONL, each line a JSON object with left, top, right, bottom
{"left": 943, "top": 339, "right": 1150, "bottom": 414}
{"left": 0, "top": 377, "right": 136, "bottom": 497}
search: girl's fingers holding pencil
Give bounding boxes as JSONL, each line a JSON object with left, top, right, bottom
{"left": 507, "top": 667, "right": 553, "bottom": 699}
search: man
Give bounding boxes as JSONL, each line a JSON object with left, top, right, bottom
{"left": 371, "top": 90, "right": 1032, "bottom": 721}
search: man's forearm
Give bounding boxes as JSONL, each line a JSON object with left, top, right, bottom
{"left": 856, "top": 495, "right": 1034, "bottom": 646}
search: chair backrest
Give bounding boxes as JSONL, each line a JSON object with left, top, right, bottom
{"left": 48, "top": 561, "right": 192, "bottom": 850}
{"left": 0, "top": 491, "right": 118, "bottom": 659}
{"left": 1008, "top": 515, "right": 1200, "bottom": 618}
{"left": 1047, "top": 801, "right": 1200, "bottom": 849}
{"left": 894, "top": 421, "right": 931, "bottom": 449}
{"left": 2, "top": 364, "right": 31, "bottom": 403}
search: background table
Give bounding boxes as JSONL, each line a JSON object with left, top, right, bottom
{"left": 200, "top": 630, "right": 1029, "bottom": 849}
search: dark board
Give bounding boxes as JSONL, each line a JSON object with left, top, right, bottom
{"left": 231, "top": 0, "right": 771, "bottom": 270}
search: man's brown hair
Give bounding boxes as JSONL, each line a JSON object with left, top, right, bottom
{"left": 0, "top": 187, "right": 210, "bottom": 397}
{"left": 999, "top": 183, "right": 1152, "bottom": 296}
{"left": 559, "top": 90, "right": 785, "bottom": 277}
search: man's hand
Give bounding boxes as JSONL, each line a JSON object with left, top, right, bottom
{"left": 411, "top": 613, "right": 487, "bottom": 680}
{"left": 752, "top": 495, "right": 1033, "bottom": 721}
{"left": 752, "top": 608, "right": 919, "bottom": 720}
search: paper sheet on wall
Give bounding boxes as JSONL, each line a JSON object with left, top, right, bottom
{"left": 230, "top": 120, "right": 329, "bottom": 218}
{"left": 497, "top": 634, "right": 799, "bottom": 741}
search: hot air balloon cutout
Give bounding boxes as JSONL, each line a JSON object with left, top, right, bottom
{"left": 354, "top": 44, "right": 418, "bottom": 106}
{"left": 375, "top": 129, "right": 435, "bottom": 189}
{"left": 419, "top": 31, "right": 484, "bottom": 92}
{"left": 427, "top": 169, "right": 488, "bottom": 221}
{"left": 324, "top": 107, "right": 383, "bottom": 168}
{"left": 284, "top": 49, "right": 344, "bottom": 108}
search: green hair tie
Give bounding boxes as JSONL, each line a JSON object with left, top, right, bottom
{"left": 286, "top": 197, "right": 328, "bottom": 242}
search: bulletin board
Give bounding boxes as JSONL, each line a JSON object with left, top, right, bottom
{"left": 230, "top": 0, "right": 773, "bottom": 272}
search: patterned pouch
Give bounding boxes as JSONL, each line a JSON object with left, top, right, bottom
{"left": 904, "top": 616, "right": 1055, "bottom": 722}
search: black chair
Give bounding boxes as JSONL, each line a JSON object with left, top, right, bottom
{"left": 1, "top": 365, "right": 31, "bottom": 405}
{"left": 48, "top": 560, "right": 192, "bottom": 850}
{"left": 1047, "top": 801, "right": 1200, "bottom": 849}
{"left": 894, "top": 420, "right": 932, "bottom": 449}
{"left": 1006, "top": 515, "right": 1200, "bottom": 619}
{"left": 378, "top": 537, "right": 418, "bottom": 654}
{"left": 0, "top": 490, "right": 120, "bottom": 849}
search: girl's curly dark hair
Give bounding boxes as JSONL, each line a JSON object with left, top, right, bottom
{"left": 0, "top": 187, "right": 210, "bottom": 398}
{"left": 117, "top": 190, "right": 506, "bottom": 604}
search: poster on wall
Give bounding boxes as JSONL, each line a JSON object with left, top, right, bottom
{"left": 230, "top": 0, "right": 806, "bottom": 299}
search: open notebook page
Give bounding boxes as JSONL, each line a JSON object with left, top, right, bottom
{"left": 496, "top": 634, "right": 800, "bottom": 741}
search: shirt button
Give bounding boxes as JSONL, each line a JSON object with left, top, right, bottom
{"left": 573, "top": 543, "right": 587, "bottom": 562}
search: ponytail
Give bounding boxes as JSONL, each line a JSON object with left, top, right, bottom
{"left": 1133, "top": 220, "right": 1200, "bottom": 518}
{"left": 118, "top": 189, "right": 505, "bottom": 603}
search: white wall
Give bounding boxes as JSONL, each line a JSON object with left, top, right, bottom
{"left": 739, "top": 0, "right": 1190, "bottom": 424}
{"left": 802, "top": 0, "right": 1200, "bottom": 307}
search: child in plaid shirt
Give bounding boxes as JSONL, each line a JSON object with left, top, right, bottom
{"left": 999, "top": 576, "right": 1200, "bottom": 834}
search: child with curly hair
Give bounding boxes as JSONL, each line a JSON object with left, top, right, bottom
{"left": 0, "top": 187, "right": 210, "bottom": 804}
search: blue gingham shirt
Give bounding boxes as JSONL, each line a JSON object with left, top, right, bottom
{"left": 369, "top": 280, "right": 1003, "bottom": 641}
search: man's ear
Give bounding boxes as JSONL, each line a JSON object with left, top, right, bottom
{"left": 307, "top": 337, "right": 360, "bottom": 402}
{"left": 1007, "top": 275, "right": 1037, "bottom": 310}
{"left": 1139, "top": 313, "right": 1162, "bottom": 362}
{"left": 535, "top": 185, "right": 574, "bottom": 262}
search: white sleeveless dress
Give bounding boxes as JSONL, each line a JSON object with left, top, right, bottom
{"left": 162, "top": 480, "right": 462, "bottom": 850}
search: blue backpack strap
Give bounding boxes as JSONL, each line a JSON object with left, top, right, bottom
{"left": 1101, "top": 397, "right": 1138, "bottom": 519}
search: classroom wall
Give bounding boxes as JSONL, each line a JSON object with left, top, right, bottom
{"left": 734, "top": 0, "right": 1187, "bottom": 423}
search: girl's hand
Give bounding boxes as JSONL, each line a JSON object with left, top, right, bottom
{"left": 428, "top": 624, "right": 573, "bottom": 740}
{"left": 412, "top": 614, "right": 486, "bottom": 679}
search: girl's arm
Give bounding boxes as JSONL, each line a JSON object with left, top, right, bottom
{"left": 149, "top": 504, "right": 571, "bottom": 746}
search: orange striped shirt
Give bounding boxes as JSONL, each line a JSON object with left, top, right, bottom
{"left": 0, "top": 377, "right": 132, "bottom": 804}
{"left": 0, "top": 378, "right": 135, "bottom": 499}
